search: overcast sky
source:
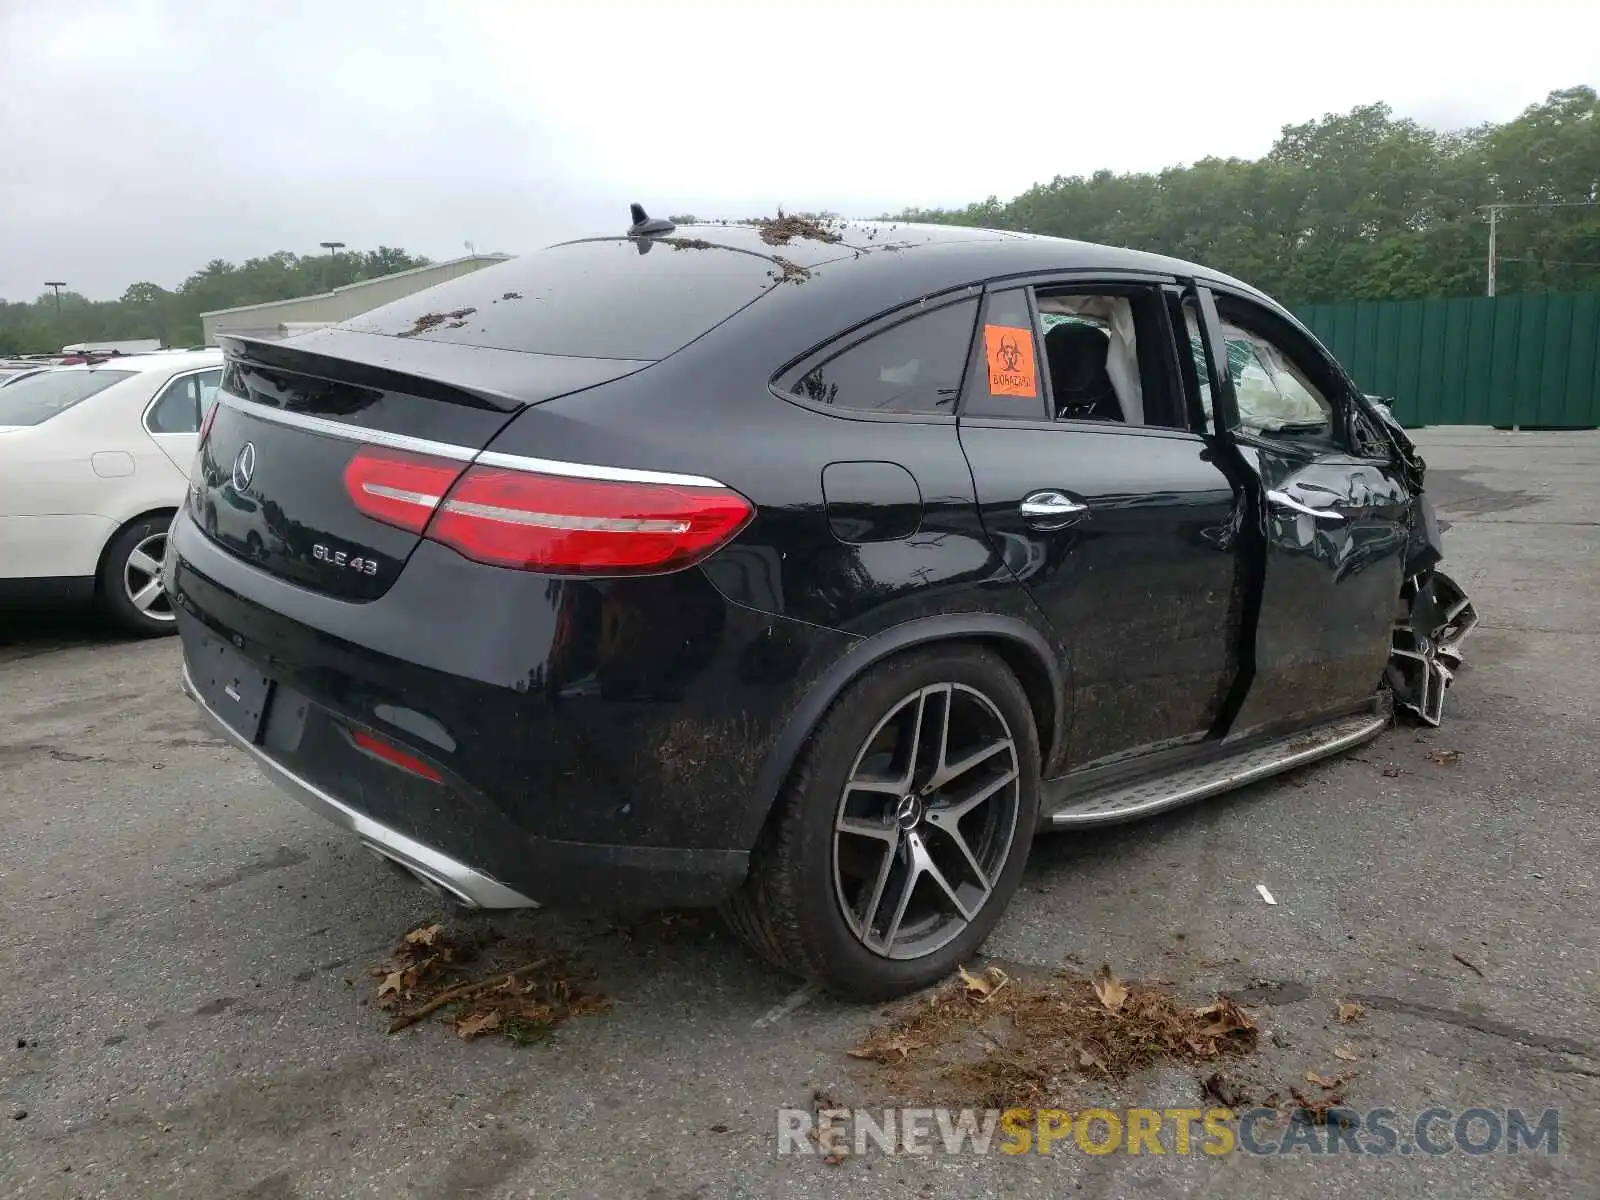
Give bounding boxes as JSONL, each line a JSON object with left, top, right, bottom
{"left": 3, "top": 0, "right": 1596, "bottom": 302}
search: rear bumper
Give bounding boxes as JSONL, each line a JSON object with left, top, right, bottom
{"left": 164, "top": 506, "right": 847, "bottom": 909}
{"left": 182, "top": 660, "right": 538, "bottom": 908}
{"left": 181, "top": 657, "right": 754, "bottom": 909}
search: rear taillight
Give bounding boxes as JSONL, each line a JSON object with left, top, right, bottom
{"left": 198, "top": 399, "right": 220, "bottom": 445}
{"left": 344, "top": 446, "right": 465, "bottom": 534}
{"left": 343, "top": 445, "right": 753, "bottom": 574}
{"left": 432, "top": 465, "right": 753, "bottom": 573}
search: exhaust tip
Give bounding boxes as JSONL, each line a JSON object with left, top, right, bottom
{"left": 363, "top": 842, "right": 480, "bottom": 909}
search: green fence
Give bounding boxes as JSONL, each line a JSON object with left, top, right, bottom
{"left": 1295, "top": 292, "right": 1600, "bottom": 428}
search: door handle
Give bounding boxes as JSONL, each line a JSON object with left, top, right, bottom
{"left": 1020, "top": 491, "right": 1089, "bottom": 530}
{"left": 1266, "top": 488, "right": 1345, "bottom": 523}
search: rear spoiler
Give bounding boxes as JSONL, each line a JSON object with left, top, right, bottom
{"left": 218, "top": 333, "right": 523, "bottom": 413}
{"left": 217, "top": 330, "right": 652, "bottom": 414}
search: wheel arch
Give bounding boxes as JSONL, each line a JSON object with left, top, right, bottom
{"left": 740, "top": 614, "right": 1066, "bottom": 849}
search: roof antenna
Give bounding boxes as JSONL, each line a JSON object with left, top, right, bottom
{"left": 628, "top": 203, "right": 676, "bottom": 238}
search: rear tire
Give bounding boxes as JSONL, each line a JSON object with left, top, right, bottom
{"left": 98, "top": 515, "right": 178, "bottom": 638}
{"left": 723, "top": 645, "right": 1040, "bottom": 1000}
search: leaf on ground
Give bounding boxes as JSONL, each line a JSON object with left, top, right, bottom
{"left": 1092, "top": 965, "right": 1128, "bottom": 1012}
{"left": 847, "top": 1033, "right": 921, "bottom": 1064}
{"left": 565, "top": 993, "right": 611, "bottom": 1019}
{"left": 405, "top": 923, "right": 446, "bottom": 947}
{"left": 958, "top": 966, "right": 1009, "bottom": 1003}
{"left": 456, "top": 1010, "right": 502, "bottom": 1039}
{"left": 1287, "top": 1085, "right": 1352, "bottom": 1126}
{"left": 1427, "top": 748, "right": 1462, "bottom": 765}
{"left": 1333, "top": 1045, "right": 1361, "bottom": 1062}
{"left": 1336, "top": 1001, "right": 1366, "bottom": 1024}
{"left": 1305, "top": 1070, "right": 1344, "bottom": 1088}
{"left": 1194, "top": 996, "right": 1256, "bottom": 1039}
{"left": 377, "top": 970, "right": 405, "bottom": 1000}
{"left": 1201, "top": 1071, "right": 1252, "bottom": 1108}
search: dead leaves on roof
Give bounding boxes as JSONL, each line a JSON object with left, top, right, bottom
{"left": 746, "top": 212, "right": 843, "bottom": 247}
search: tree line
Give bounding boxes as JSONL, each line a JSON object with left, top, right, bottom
{"left": 892, "top": 86, "right": 1599, "bottom": 305}
{"left": 5, "top": 87, "right": 1594, "bottom": 355}
{"left": 0, "top": 247, "right": 431, "bottom": 356}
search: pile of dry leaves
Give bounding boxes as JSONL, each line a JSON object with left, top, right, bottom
{"left": 849, "top": 965, "right": 1259, "bottom": 1108}
{"left": 746, "top": 211, "right": 842, "bottom": 247}
{"left": 370, "top": 921, "right": 607, "bottom": 1044}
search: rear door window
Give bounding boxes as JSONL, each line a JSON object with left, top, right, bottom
{"left": 344, "top": 239, "right": 780, "bottom": 361}
{"left": 790, "top": 298, "right": 978, "bottom": 416}
{"left": 0, "top": 369, "right": 133, "bottom": 426}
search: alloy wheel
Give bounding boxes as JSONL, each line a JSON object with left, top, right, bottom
{"left": 1387, "top": 570, "right": 1478, "bottom": 726}
{"left": 123, "top": 531, "right": 174, "bottom": 623}
{"left": 832, "top": 682, "right": 1021, "bottom": 960}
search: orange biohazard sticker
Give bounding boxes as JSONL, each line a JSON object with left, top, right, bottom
{"left": 984, "top": 324, "right": 1037, "bottom": 398}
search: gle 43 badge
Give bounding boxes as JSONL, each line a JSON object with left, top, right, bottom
{"left": 313, "top": 544, "right": 379, "bottom": 575}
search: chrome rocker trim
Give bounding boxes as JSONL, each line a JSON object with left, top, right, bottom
{"left": 182, "top": 663, "right": 538, "bottom": 909}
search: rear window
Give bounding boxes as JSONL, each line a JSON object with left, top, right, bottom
{"left": 0, "top": 370, "right": 134, "bottom": 426}
{"left": 344, "top": 238, "right": 779, "bottom": 360}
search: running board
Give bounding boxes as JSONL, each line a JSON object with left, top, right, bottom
{"left": 1043, "top": 709, "right": 1390, "bottom": 828}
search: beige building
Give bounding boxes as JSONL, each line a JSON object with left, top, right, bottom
{"left": 200, "top": 254, "right": 510, "bottom": 345}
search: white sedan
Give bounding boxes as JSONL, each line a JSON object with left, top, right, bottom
{"left": 0, "top": 350, "right": 223, "bottom": 635}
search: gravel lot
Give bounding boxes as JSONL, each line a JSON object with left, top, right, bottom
{"left": 2, "top": 429, "right": 1596, "bottom": 1199}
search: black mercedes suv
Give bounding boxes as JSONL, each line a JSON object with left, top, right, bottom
{"left": 167, "top": 210, "right": 1471, "bottom": 998}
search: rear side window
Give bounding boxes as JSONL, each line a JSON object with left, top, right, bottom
{"left": 0, "top": 369, "right": 133, "bottom": 427}
{"left": 345, "top": 239, "right": 778, "bottom": 360}
{"left": 793, "top": 299, "right": 978, "bottom": 416}
{"left": 146, "top": 369, "right": 221, "bottom": 434}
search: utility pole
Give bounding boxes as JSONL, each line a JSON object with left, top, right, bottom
{"left": 1479, "top": 199, "right": 1598, "bottom": 297}
{"left": 44, "top": 281, "right": 66, "bottom": 314}
{"left": 1485, "top": 206, "right": 1499, "bottom": 297}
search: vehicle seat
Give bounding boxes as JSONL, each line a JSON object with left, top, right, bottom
{"left": 1044, "top": 323, "right": 1123, "bottom": 422}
